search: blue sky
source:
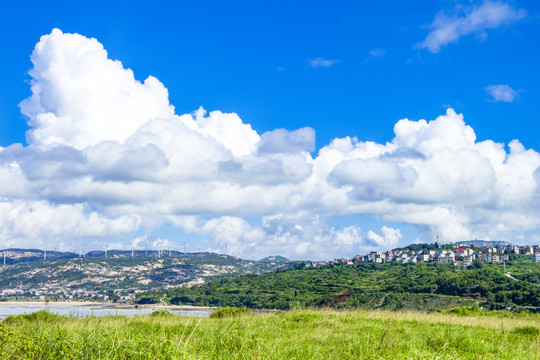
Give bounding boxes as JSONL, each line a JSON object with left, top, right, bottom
{"left": 0, "top": 1, "right": 539, "bottom": 259}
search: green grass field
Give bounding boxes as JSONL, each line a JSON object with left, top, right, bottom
{"left": 1, "top": 309, "right": 539, "bottom": 359}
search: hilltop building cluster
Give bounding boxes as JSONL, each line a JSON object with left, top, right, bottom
{"left": 308, "top": 243, "right": 540, "bottom": 267}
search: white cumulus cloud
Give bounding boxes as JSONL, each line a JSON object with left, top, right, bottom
{"left": 367, "top": 226, "right": 402, "bottom": 248}
{"left": 20, "top": 29, "right": 175, "bottom": 149}
{"left": 0, "top": 29, "right": 538, "bottom": 260}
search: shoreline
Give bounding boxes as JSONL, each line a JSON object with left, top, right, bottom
{"left": 0, "top": 301, "right": 101, "bottom": 307}
{"left": 0, "top": 301, "right": 217, "bottom": 311}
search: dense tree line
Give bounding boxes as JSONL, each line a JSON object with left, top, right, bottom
{"left": 138, "top": 257, "right": 540, "bottom": 311}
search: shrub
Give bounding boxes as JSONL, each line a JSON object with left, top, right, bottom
{"left": 136, "top": 297, "right": 158, "bottom": 304}
{"left": 150, "top": 309, "right": 173, "bottom": 317}
{"left": 441, "top": 307, "right": 480, "bottom": 316}
{"left": 512, "top": 326, "right": 540, "bottom": 336}
{"left": 210, "top": 306, "right": 251, "bottom": 318}
{"left": 170, "top": 296, "right": 196, "bottom": 305}
{"left": 2, "top": 310, "right": 66, "bottom": 324}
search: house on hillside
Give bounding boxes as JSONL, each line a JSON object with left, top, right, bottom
{"left": 454, "top": 248, "right": 468, "bottom": 257}
{"left": 463, "top": 255, "right": 474, "bottom": 267}
{"left": 521, "top": 246, "right": 534, "bottom": 255}
{"left": 479, "top": 254, "right": 491, "bottom": 262}
{"left": 418, "top": 253, "right": 430, "bottom": 262}
{"left": 438, "top": 252, "right": 455, "bottom": 263}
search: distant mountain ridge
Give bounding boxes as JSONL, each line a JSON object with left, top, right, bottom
{"left": 1, "top": 249, "right": 77, "bottom": 264}
{"left": 0, "top": 251, "right": 289, "bottom": 301}
{"left": 452, "top": 240, "right": 514, "bottom": 247}
{"left": 258, "top": 255, "right": 289, "bottom": 263}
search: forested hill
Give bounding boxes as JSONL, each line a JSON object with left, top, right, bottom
{"left": 138, "top": 256, "right": 540, "bottom": 311}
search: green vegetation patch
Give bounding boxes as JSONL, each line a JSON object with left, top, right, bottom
{"left": 149, "top": 309, "right": 174, "bottom": 317}
{"left": 512, "top": 326, "right": 540, "bottom": 337}
{"left": 2, "top": 310, "right": 68, "bottom": 325}
{"left": 209, "top": 306, "right": 252, "bottom": 318}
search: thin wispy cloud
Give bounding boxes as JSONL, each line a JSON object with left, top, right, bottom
{"left": 484, "top": 84, "right": 518, "bottom": 102}
{"left": 308, "top": 57, "right": 339, "bottom": 68}
{"left": 369, "top": 48, "right": 387, "bottom": 57}
{"left": 416, "top": 1, "right": 526, "bottom": 53}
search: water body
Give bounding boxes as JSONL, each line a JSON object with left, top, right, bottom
{"left": 0, "top": 304, "right": 212, "bottom": 320}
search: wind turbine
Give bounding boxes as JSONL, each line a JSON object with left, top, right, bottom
{"left": 154, "top": 240, "right": 162, "bottom": 258}
{"left": 4, "top": 242, "right": 13, "bottom": 265}
{"left": 130, "top": 238, "right": 136, "bottom": 258}
{"left": 103, "top": 245, "right": 108, "bottom": 258}
{"left": 75, "top": 240, "right": 82, "bottom": 258}
{"left": 3, "top": 243, "right": 8, "bottom": 265}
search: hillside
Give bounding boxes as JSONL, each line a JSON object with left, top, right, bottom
{"left": 0, "top": 250, "right": 289, "bottom": 301}
{"left": 139, "top": 255, "right": 540, "bottom": 311}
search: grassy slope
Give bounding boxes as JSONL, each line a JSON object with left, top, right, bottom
{"left": 1, "top": 310, "right": 539, "bottom": 359}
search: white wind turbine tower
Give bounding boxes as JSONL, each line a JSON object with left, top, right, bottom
{"left": 130, "top": 238, "right": 136, "bottom": 258}
{"left": 6, "top": 241, "right": 13, "bottom": 265}
{"left": 103, "top": 245, "right": 108, "bottom": 258}
{"left": 154, "top": 240, "right": 162, "bottom": 258}
{"left": 3, "top": 242, "right": 10, "bottom": 265}
{"left": 75, "top": 240, "right": 83, "bottom": 258}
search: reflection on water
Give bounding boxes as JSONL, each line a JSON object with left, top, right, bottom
{"left": 0, "top": 304, "right": 212, "bottom": 320}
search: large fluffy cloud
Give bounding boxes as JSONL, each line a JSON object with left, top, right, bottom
{"left": 0, "top": 29, "right": 539, "bottom": 259}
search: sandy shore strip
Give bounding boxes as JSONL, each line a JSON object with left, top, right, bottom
{"left": 0, "top": 301, "right": 101, "bottom": 307}
{"left": 0, "top": 301, "right": 217, "bottom": 311}
{"left": 116, "top": 304, "right": 217, "bottom": 311}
